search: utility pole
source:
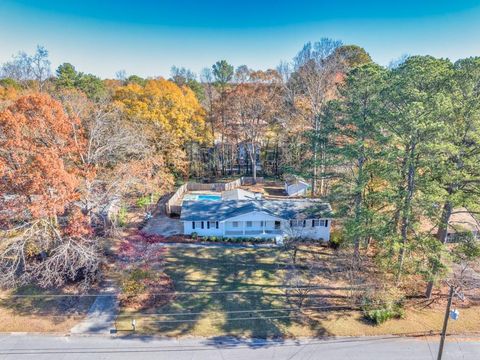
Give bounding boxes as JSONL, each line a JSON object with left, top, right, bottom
{"left": 437, "top": 285, "right": 455, "bottom": 360}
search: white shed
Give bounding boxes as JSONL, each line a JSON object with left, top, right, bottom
{"left": 284, "top": 176, "right": 310, "bottom": 197}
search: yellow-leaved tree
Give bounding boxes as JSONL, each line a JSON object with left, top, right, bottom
{"left": 115, "top": 78, "right": 209, "bottom": 177}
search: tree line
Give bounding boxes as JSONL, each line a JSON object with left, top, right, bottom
{"left": 1, "top": 42, "right": 479, "bottom": 299}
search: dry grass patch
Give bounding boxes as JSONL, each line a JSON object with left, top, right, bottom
{"left": 0, "top": 285, "right": 94, "bottom": 333}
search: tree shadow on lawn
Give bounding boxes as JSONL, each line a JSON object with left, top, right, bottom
{"left": 144, "top": 247, "right": 333, "bottom": 338}
{"left": 0, "top": 285, "right": 94, "bottom": 325}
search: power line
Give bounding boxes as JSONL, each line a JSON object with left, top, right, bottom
{"left": 2, "top": 286, "right": 363, "bottom": 298}
{"left": 118, "top": 304, "right": 355, "bottom": 317}
{"left": 142, "top": 314, "right": 299, "bottom": 324}
{"left": 13, "top": 304, "right": 358, "bottom": 319}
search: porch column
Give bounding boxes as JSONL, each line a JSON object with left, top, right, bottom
{"left": 262, "top": 221, "right": 265, "bottom": 234}
{"left": 242, "top": 221, "right": 246, "bottom": 235}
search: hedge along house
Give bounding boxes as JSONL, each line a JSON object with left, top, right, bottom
{"left": 180, "top": 199, "right": 332, "bottom": 241}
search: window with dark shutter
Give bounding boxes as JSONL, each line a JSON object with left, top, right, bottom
{"left": 325, "top": 220, "right": 328, "bottom": 227}
{"left": 216, "top": 221, "right": 219, "bottom": 229}
{"left": 207, "top": 221, "right": 210, "bottom": 229}
{"left": 201, "top": 221, "right": 204, "bottom": 229}
{"left": 192, "top": 221, "right": 195, "bottom": 229}
{"left": 303, "top": 220, "right": 306, "bottom": 227}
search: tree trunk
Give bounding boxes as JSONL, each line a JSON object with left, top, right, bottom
{"left": 396, "top": 145, "right": 416, "bottom": 284}
{"left": 249, "top": 144, "right": 257, "bottom": 184}
{"left": 353, "top": 150, "right": 365, "bottom": 258}
{"left": 425, "top": 197, "right": 453, "bottom": 298}
{"left": 311, "top": 115, "right": 319, "bottom": 197}
{"left": 437, "top": 200, "right": 453, "bottom": 245}
{"left": 220, "top": 93, "right": 226, "bottom": 176}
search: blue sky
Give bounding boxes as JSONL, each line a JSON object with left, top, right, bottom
{"left": 1, "top": 0, "right": 480, "bottom": 78}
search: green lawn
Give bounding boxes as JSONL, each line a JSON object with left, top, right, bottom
{"left": 117, "top": 246, "right": 480, "bottom": 338}
{"left": 117, "top": 245, "right": 350, "bottom": 337}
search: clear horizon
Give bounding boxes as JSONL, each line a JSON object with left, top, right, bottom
{"left": 1, "top": 0, "right": 480, "bottom": 78}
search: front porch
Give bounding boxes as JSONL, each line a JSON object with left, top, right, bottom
{"left": 224, "top": 220, "right": 283, "bottom": 237}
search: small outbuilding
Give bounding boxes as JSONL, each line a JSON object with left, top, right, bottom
{"left": 284, "top": 175, "right": 310, "bottom": 197}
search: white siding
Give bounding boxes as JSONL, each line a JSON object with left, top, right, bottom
{"left": 182, "top": 212, "right": 331, "bottom": 241}
{"left": 286, "top": 182, "right": 309, "bottom": 197}
{"left": 286, "top": 218, "right": 331, "bottom": 241}
{"left": 183, "top": 220, "right": 224, "bottom": 237}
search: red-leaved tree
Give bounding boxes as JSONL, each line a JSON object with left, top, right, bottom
{"left": 0, "top": 94, "right": 99, "bottom": 288}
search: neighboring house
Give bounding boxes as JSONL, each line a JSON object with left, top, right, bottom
{"left": 420, "top": 207, "right": 480, "bottom": 242}
{"left": 180, "top": 199, "right": 332, "bottom": 241}
{"left": 445, "top": 208, "right": 480, "bottom": 242}
{"left": 222, "top": 188, "right": 262, "bottom": 201}
{"left": 284, "top": 175, "right": 310, "bottom": 197}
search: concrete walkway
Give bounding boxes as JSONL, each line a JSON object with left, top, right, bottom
{"left": 70, "top": 280, "right": 118, "bottom": 335}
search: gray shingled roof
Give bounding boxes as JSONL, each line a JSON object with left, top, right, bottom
{"left": 284, "top": 174, "right": 309, "bottom": 187}
{"left": 180, "top": 199, "right": 332, "bottom": 221}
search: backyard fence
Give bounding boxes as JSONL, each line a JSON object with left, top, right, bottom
{"left": 241, "top": 177, "right": 264, "bottom": 185}
{"left": 164, "top": 177, "right": 264, "bottom": 215}
{"left": 165, "top": 183, "right": 187, "bottom": 215}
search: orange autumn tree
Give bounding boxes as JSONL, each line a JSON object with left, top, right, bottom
{"left": 0, "top": 94, "right": 99, "bottom": 288}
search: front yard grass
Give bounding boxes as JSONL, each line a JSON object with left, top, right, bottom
{"left": 116, "top": 245, "right": 480, "bottom": 338}
{"left": 0, "top": 285, "right": 95, "bottom": 332}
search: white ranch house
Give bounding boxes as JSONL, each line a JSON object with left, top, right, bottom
{"left": 181, "top": 199, "right": 332, "bottom": 241}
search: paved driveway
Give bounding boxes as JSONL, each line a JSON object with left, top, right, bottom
{"left": 70, "top": 279, "right": 118, "bottom": 335}
{"left": 142, "top": 214, "right": 183, "bottom": 236}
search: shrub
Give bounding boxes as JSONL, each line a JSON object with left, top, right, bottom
{"left": 361, "top": 287, "right": 405, "bottom": 325}
{"left": 329, "top": 230, "right": 344, "bottom": 249}
{"left": 121, "top": 269, "right": 151, "bottom": 298}
{"left": 117, "top": 206, "right": 128, "bottom": 227}
{"left": 119, "top": 269, "right": 175, "bottom": 309}
{"left": 363, "top": 305, "right": 405, "bottom": 325}
{"left": 136, "top": 195, "right": 151, "bottom": 208}
{"left": 191, "top": 232, "right": 198, "bottom": 240}
{"left": 122, "top": 279, "right": 146, "bottom": 296}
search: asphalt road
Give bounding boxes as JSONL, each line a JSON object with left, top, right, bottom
{"left": 0, "top": 334, "right": 479, "bottom": 360}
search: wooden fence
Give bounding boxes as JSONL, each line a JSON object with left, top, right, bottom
{"left": 164, "top": 183, "right": 187, "bottom": 215}
{"left": 241, "top": 177, "right": 264, "bottom": 185}
{"left": 165, "top": 177, "right": 264, "bottom": 215}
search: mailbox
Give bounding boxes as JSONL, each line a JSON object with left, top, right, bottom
{"left": 450, "top": 309, "right": 459, "bottom": 320}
